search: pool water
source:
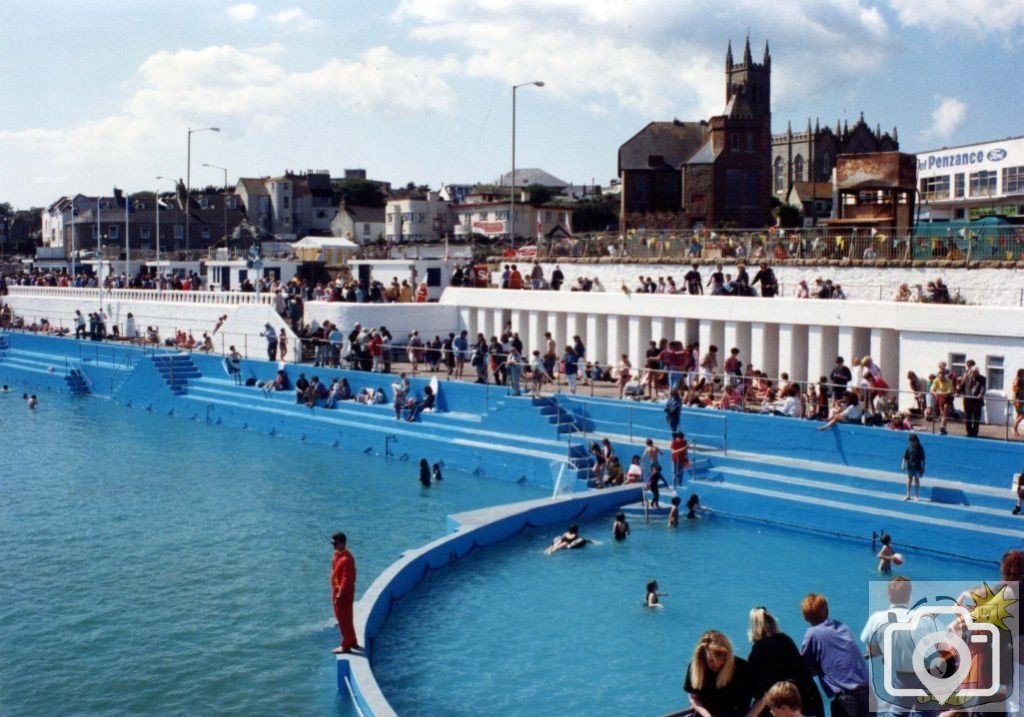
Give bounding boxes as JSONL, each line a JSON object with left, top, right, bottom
{"left": 372, "top": 512, "right": 996, "bottom": 717}
{"left": 0, "top": 393, "right": 545, "bottom": 716}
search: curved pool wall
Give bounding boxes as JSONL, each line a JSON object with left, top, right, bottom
{"left": 339, "top": 485, "right": 640, "bottom": 716}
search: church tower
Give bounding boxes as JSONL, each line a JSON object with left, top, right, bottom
{"left": 725, "top": 37, "right": 771, "bottom": 120}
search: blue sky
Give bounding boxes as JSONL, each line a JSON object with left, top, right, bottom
{"left": 2, "top": 0, "right": 1022, "bottom": 209}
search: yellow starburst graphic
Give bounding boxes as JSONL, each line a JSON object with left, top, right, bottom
{"left": 966, "top": 583, "right": 1018, "bottom": 632}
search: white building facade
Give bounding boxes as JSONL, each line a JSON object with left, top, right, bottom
{"left": 385, "top": 193, "right": 454, "bottom": 243}
{"left": 916, "top": 135, "right": 1024, "bottom": 221}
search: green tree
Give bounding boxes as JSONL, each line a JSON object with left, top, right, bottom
{"left": 526, "top": 184, "right": 553, "bottom": 205}
{"left": 570, "top": 195, "right": 619, "bottom": 233}
{"left": 332, "top": 179, "right": 386, "bottom": 208}
{"left": 0, "top": 202, "right": 12, "bottom": 217}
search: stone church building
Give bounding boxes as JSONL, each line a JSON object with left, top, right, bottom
{"left": 618, "top": 39, "right": 774, "bottom": 230}
{"left": 771, "top": 114, "right": 899, "bottom": 202}
{"left": 618, "top": 40, "right": 898, "bottom": 231}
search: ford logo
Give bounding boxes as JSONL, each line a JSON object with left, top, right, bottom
{"left": 988, "top": 148, "right": 1007, "bottom": 161}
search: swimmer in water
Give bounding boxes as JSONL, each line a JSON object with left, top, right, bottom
{"left": 686, "top": 493, "right": 701, "bottom": 519}
{"left": 432, "top": 463, "right": 443, "bottom": 482}
{"left": 646, "top": 580, "right": 666, "bottom": 607}
{"left": 668, "top": 495, "right": 681, "bottom": 527}
{"left": 25, "top": 394, "right": 38, "bottom": 409}
{"left": 545, "top": 524, "right": 588, "bottom": 554}
{"left": 612, "top": 512, "right": 630, "bottom": 541}
{"left": 419, "top": 458, "right": 431, "bottom": 488}
{"left": 877, "top": 532, "right": 894, "bottom": 573}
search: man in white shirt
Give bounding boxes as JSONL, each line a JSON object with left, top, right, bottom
{"left": 860, "top": 576, "right": 937, "bottom": 717}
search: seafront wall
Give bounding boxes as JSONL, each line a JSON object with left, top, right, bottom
{"left": 531, "top": 262, "right": 1024, "bottom": 306}
{"left": 7, "top": 282, "right": 1024, "bottom": 424}
{"left": 440, "top": 287, "right": 1024, "bottom": 422}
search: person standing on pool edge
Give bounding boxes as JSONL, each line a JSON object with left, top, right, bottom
{"left": 330, "top": 532, "right": 359, "bottom": 654}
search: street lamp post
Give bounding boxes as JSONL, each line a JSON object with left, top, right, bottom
{"left": 202, "top": 163, "right": 229, "bottom": 253}
{"left": 155, "top": 176, "right": 176, "bottom": 271}
{"left": 186, "top": 126, "right": 220, "bottom": 259}
{"left": 511, "top": 81, "right": 544, "bottom": 253}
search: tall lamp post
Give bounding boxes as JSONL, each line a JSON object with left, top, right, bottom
{"left": 186, "top": 126, "right": 220, "bottom": 259}
{"left": 510, "top": 81, "right": 544, "bottom": 252}
{"left": 155, "top": 176, "right": 176, "bottom": 270}
{"left": 202, "top": 163, "right": 229, "bottom": 253}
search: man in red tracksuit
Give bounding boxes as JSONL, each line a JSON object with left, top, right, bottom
{"left": 330, "top": 532, "right": 359, "bottom": 654}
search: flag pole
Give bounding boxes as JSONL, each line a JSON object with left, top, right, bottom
{"left": 125, "top": 190, "right": 130, "bottom": 280}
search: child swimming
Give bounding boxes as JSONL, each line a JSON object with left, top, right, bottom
{"left": 645, "top": 580, "right": 666, "bottom": 607}
{"left": 668, "top": 496, "right": 681, "bottom": 527}
{"left": 545, "top": 524, "right": 589, "bottom": 554}
{"left": 612, "top": 512, "right": 630, "bottom": 541}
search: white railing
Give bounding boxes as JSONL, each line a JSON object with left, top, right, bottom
{"left": 5, "top": 286, "right": 275, "bottom": 306}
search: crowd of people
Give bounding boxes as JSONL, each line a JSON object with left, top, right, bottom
{"left": 673, "top": 551, "right": 1023, "bottom": 717}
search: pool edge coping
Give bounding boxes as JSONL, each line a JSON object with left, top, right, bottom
{"left": 337, "top": 484, "right": 641, "bottom": 716}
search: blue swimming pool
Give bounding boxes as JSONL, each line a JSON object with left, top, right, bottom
{"left": 0, "top": 393, "right": 546, "bottom": 716}
{"left": 370, "top": 512, "right": 995, "bottom": 717}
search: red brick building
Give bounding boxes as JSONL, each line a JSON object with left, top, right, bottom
{"left": 618, "top": 38, "right": 774, "bottom": 230}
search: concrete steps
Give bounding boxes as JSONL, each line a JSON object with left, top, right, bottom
{"left": 151, "top": 353, "right": 201, "bottom": 395}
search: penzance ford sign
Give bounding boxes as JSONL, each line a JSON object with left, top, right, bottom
{"left": 919, "top": 146, "right": 1007, "bottom": 171}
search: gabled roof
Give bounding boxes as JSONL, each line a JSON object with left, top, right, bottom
{"left": 238, "top": 178, "right": 269, "bottom": 196}
{"left": 618, "top": 120, "right": 709, "bottom": 172}
{"left": 686, "top": 139, "right": 716, "bottom": 165}
{"left": 790, "top": 181, "right": 833, "bottom": 202}
{"left": 495, "top": 168, "right": 568, "bottom": 188}
{"left": 343, "top": 205, "right": 385, "bottom": 223}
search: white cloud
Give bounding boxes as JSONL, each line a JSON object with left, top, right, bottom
{"left": 888, "top": 0, "right": 1024, "bottom": 37}
{"left": 922, "top": 96, "right": 968, "bottom": 141}
{"left": 394, "top": 0, "right": 897, "bottom": 117}
{"left": 226, "top": 3, "right": 258, "bottom": 22}
{"left": 0, "top": 43, "right": 459, "bottom": 187}
{"left": 268, "top": 7, "right": 321, "bottom": 31}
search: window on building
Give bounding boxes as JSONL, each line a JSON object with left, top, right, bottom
{"left": 793, "top": 155, "right": 804, "bottom": 182}
{"left": 226, "top": 197, "right": 237, "bottom": 210}
{"left": 773, "top": 157, "right": 784, "bottom": 193}
{"left": 201, "top": 227, "right": 211, "bottom": 240}
{"left": 949, "top": 352, "right": 967, "bottom": 378}
{"left": 745, "top": 171, "right": 759, "bottom": 207}
{"left": 140, "top": 225, "right": 151, "bottom": 240}
{"left": 969, "top": 170, "right": 997, "bottom": 197}
{"left": 954, "top": 173, "right": 965, "bottom": 198}
{"left": 746, "top": 132, "right": 754, "bottom": 151}
{"left": 920, "top": 175, "right": 951, "bottom": 201}
{"left": 821, "top": 150, "right": 831, "bottom": 173}
{"left": 109, "top": 225, "right": 119, "bottom": 240}
{"left": 174, "top": 225, "right": 184, "bottom": 239}
{"left": 987, "top": 355, "right": 1005, "bottom": 392}
{"left": 647, "top": 155, "right": 664, "bottom": 167}
{"left": 283, "top": 196, "right": 290, "bottom": 209}
{"left": 91, "top": 226, "right": 99, "bottom": 239}
{"left": 199, "top": 197, "right": 210, "bottom": 209}
{"left": 730, "top": 134, "right": 740, "bottom": 152}
{"left": 363, "top": 223, "right": 370, "bottom": 236}
{"left": 725, "top": 169, "right": 741, "bottom": 207}
{"left": 1003, "top": 166, "right": 1024, "bottom": 194}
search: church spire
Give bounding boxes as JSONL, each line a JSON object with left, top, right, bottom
{"left": 743, "top": 35, "right": 752, "bottom": 64}
{"left": 763, "top": 40, "right": 771, "bottom": 66}
{"left": 726, "top": 40, "right": 733, "bottom": 70}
